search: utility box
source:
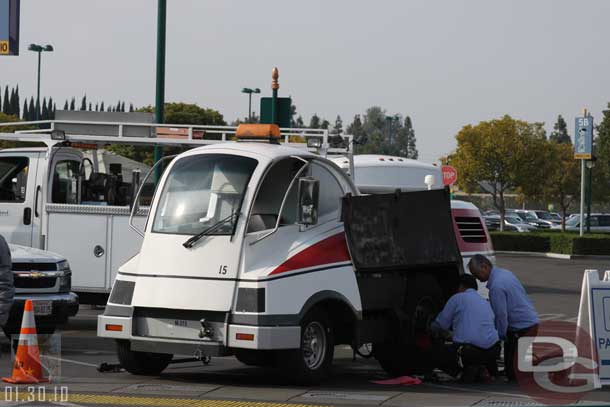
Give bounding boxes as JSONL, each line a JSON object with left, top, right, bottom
{"left": 55, "top": 111, "right": 154, "bottom": 138}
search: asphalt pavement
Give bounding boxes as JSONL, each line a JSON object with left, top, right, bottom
{"left": 1, "top": 254, "right": 609, "bottom": 407}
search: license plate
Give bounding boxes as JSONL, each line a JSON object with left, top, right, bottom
{"left": 34, "top": 301, "right": 52, "bottom": 316}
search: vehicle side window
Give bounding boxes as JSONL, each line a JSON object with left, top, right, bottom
{"left": 310, "top": 161, "right": 344, "bottom": 221}
{"left": 52, "top": 160, "right": 80, "bottom": 204}
{"left": 248, "top": 158, "right": 306, "bottom": 233}
{"left": 599, "top": 216, "right": 610, "bottom": 227}
{"left": 0, "top": 157, "right": 29, "bottom": 202}
{"left": 589, "top": 216, "right": 600, "bottom": 227}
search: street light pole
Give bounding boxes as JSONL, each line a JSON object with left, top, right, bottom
{"left": 154, "top": 0, "right": 167, "bottom": 181}
{"left": 28, "top": 43, "right": 53, "bottom": 121}
{"left": 241, "top": 88, "right": 260, "bottom": 123}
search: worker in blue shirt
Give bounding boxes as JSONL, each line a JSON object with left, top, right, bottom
{"left": 468, "top": 254, "right": 539, "bottom": 381}
{"left": 431, "top": 274, "right": 500, "bottom": 383}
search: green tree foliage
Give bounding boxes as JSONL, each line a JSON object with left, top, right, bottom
{"left": 69, "top": 97, "right": 76, "bottom": 111}
{"left": 309, "top": 114, "right": 321, "bottom": 129}
{"left": 295, "top": 115, "right": 304, "bottom": 128}
{"left": 449, "top": 115, "right": 548, "bottom": 229}
{"left": 100, "top": 101, "right": 105, "bottom": 112}
{"left": 550, "top": 115, "right": 571, "bottom": 144}
{"left": 28, "top": 98, "right": 35, "bottom": 119}
{"left": 2, "top": 87, "right": 9, "bottom": 114}
{"left": 80, "top": 95, "right": 87, "bottom": 111}
{"left": 320, "top": 119, "right": 330, "bottom": 130}
{"left": 543, "top": 142, "right": 580, "bottom": 230}
{"left": 594, "top": 103, "right": 610, "bottom": 202}
{"left": 22, "top": 100, "right": 28, "bottom": 120}
{"left": 346, "top": 114, "right": 364, "bottom": 143}
{"left": 10, "top": 86, "right": 19, "bottom": 117}
{"left": 63, "top": 100, "right": 68, "bottom": 110}
{"left": 332, "top": 115, "right": 343, "bottom": 134}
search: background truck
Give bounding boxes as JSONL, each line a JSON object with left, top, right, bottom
{"left": 98, "top": 124, "right": 463, "bottom": 383}
{"left": 4, "top": 244, "right": 78, "bottom": 336}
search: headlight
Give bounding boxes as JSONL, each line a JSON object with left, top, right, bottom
{"left": 59, "top": 272, "right": 72, "bottom": 292}
{"left": 57, "top": 260, "right": 71, "bottom": 272}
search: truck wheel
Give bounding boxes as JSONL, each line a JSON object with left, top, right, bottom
{"left": 116, "top": 340, "right": 173, "bottom": 376}
{"left": 374, "top": 273, "right": 443, "bottom": 377}
{"left": 278, "top": 310, "right": 334, "bottom": 384}
{"left": 234, "top": 349, "right": 274, "bottom": 367}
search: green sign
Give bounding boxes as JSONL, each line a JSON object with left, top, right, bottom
{"left": 0, "top": 0, "right": 20, "bottom": 56}
{"left": 260, "top": 97, "right": 292, "bottom": 128}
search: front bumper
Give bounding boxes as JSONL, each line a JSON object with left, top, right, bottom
{"left": 97, "top": 314, "right": 301, "bottom": 356}
{"left": 8, "top": 292, "right": 80, "bottom": 325}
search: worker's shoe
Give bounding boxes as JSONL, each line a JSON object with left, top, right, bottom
{"left": 459, "top": 366, "right": 478, "bottom": 384}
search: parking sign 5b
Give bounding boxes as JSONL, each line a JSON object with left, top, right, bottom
{"left": 574, "top": 116, "right": 593, "bottom": 160}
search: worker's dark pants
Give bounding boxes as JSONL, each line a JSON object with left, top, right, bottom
{"left": 433, "top": 342, "right": 501, "bottom": 378}
{"left": 504, "top": 324, "right": 539, "bottom": 380}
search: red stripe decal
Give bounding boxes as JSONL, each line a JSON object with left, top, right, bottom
{"left": 269, "top": 233, "right": 351, "bottom": 276}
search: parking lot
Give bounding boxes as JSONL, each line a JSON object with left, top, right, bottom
{"left": 1, "top": 253, "right": 609, "bottom": 407}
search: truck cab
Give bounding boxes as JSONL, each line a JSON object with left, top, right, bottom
{"left": 98, "top": 124, "right": 462, "bottom": 382}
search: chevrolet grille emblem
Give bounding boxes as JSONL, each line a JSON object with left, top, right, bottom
{"left": 29, "top": 272, "right": 44, "bottom": 279}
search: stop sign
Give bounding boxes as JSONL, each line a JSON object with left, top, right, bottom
{"left": 441, "top": 165, "right": 458, "bottom": 186}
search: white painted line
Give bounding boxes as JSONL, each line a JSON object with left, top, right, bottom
{"left": 301, "top": 391, "right": 393, "bottom": 401}
{"left": 426, "top": 382, "right": 532, "bottom": 399}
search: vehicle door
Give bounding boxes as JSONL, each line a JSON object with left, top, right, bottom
{"left": 242, "top": 158, "right": 349, "bottom": 316}
{"left": 598, "top": 215, "right": 610, "bottom": 232}
{"left": 0, "top": 152, "right": 41, "bottom": 246}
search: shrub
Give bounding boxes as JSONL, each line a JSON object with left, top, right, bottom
{"left": 490, "top": 232, "right": 610, "bottom": 255}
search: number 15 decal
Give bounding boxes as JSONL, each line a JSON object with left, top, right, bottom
{"left": 219, "top": 265, "right": 228, "bottom": 275}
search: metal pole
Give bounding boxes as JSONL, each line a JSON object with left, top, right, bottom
{"left": 579, "top": 159, "right": 585, "bottom": 236}
{"left": 154, "top": 0, "right": 167, "bottom": 181}
{"left": 248, "top": 92, "right": 252, "bottom": 123}
{"left": 36, "top": 51, "right": 41, "bottom": 120}
{"left": 271, "top": 67, "right": 279, "bottom": 125}
{"left": 586, "top": 164, "right": 592, "bottom": 233}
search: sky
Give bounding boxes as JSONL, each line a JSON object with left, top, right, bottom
{"left": 1, "top": 0, "right": 609, "bottom": 163}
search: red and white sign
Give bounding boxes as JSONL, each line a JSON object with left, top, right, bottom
{"left": 441, "top": 165, "right": 458, "bottom": 186}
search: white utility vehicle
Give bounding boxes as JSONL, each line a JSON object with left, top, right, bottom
{"left": 0, "top": 114, "right": 261, "bottom": 303}
{"left": 97, "top": 124, "right": 463, "bottom": 382}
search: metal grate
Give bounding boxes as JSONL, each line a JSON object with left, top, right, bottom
{"left": 12, "top": 262, "right": 58, "bottom": 271}
{"left": 14, "top": 276, "right": 57, "bottom": 289}
{"left": 455, "top": 216, "right": 488, "bottom": 243}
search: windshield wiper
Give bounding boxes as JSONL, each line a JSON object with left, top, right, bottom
{"left": 182, "top": 212, "right": 239, "bottom": 249}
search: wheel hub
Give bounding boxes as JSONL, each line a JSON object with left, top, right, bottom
{"left": 302, "top": 321, "right": 326, "bottom": 370}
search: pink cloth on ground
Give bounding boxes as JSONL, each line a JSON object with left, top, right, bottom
{"left": 371, "top": 376, "right": 423, "bottom": 385}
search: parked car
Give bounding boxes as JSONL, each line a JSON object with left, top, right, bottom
{"left": 549, "top": 212, "right": 562, "bottom": 223}
{"left": 511, "top": 210, "right": 552, "bottom": 229}
{"left": 3, "top": 244, "right": 79, "bottom": 336}
{"left": 551, "top": 214, "right": 610, "bottom": 232}
{"left": 484, "top": 215, "right": 531, "bottom": 232}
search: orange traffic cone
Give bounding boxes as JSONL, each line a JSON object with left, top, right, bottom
{"left": 2, "top": 299, "right": 49, "bottom": 383}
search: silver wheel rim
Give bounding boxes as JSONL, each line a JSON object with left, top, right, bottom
{"left": 302, "top": 321, "right": 326, "bottom": 370}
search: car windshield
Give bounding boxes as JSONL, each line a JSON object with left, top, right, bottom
{"left": 566, "top": 215, "right": 581, "bottom": 227}
{"left": 152, "top": 154, "right": 257, "bottom": 235}
{"left": 535, "top": 211, "right": 553, "bottom": 220}
{"left": 517, "top": 212, "right": 537, "bottom": 221}
{"left": 505, "top": 216, "right": 522, "bottom": 224}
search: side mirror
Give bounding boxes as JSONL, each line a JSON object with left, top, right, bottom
{"left": 297, "top": 177, "right": 319, "bottom": 226}
{"left": 129, "top": 169, "right": 141, "bottom": 213}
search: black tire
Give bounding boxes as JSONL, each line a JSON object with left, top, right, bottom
{"left": 116, "top": 340, "right": 173, "bottom": 376}
{"left": 277, "top": 310, "right": 334, "bottom": 384}
{"left": 234, "top": 349, "right": 275, "bottom": 367}
{"left": 374, "top": 273, "right": 443, "bottom": 377}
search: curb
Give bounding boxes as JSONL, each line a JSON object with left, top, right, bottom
{"left": 496, "top": 251, "right": 610, "bottom": 261}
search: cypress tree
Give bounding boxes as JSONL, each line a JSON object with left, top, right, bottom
{"left": 100, "top": 101, "right": 105, "bottom": 112}
{"left": 80, "top": 95, "right": 87, "bottom": 111}
{"left": 88, "top": 102, "right": 92, "bottom": 111}
{"left": 41, "top": 97, "right": 48, "bottom": 120}
{"left": 2, "top": 86, "right": 9, "bottom": 114}
{"left": 95, "top": 103, "right": 99, "bottom": 112}
{"left": 69, "top": 97, "right": 76, "bottom": 111}
{"left": 120, "top": 101, "right": 125, "bottom": 112}
{"left": 63, "top": 100, "right": 68, "bottom": 110}
{"left": 129, "top": 103, "right": 134, "bottom": 112}
{"left": 22, "top": 100, "right": 28, "bottom": 120}
{"left": 8, "top": 88, "right": 15, "bottom": 115}
{"left": 12, "top": 85, "right": 20, "bottom": 117}
{"left": 28, "top": 97, "right": 35, "bottom": 119}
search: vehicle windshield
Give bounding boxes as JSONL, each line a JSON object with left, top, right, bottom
{"left": 566, "top": 215, "right": 581, "bottom": 227}
{"left": 535, "top": 211, "right": 553, "bottom": 220}
{"left": 517, "top": 212, "right": 537, "bottom": 221}
{"left": 505, "top": 216, "right": 523, "bottom": 224}
{"left": 152, "top": 154, "right": 257, "bottom": 235}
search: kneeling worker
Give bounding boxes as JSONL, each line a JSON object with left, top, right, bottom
{"left": 431, "top": 274, "right": 500, "bottom": 383}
